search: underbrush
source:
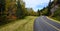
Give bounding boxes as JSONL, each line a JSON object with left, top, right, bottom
{"left": 52, "top": 6, "right": 60, "bottom": 21}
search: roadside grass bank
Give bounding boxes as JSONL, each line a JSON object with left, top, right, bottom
{"left": 0, "top": 16, "right": 37, "bottom": 31}
{"left": 47, "top": 16, "right": 60, "bottom": 24}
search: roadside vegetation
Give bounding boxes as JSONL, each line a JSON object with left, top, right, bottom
{"left": 0, "top": 0, "right": 38, "bottom": 31}
{"left": 52, "top": 6, "right": 60, "bottom": 21}
{"left": 0, "top": 0, "right": 38, "bottom": 26}
{"left": 0, "top": 16, "right": 37, "bottom": 31}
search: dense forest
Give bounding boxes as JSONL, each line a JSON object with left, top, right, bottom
{"left": 0, "top": 0, "right": 37, "bottom": 25}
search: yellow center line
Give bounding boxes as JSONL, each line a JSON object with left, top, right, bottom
{"left": 41, "top": 17, "right": 60, "bottom": 31}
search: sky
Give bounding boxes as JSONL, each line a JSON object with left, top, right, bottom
{"left": 23, "top": 0, "right": 53, "bottom": 11}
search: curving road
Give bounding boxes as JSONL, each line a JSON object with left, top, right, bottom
{"left": 34, "top": 16, "right": 60, "bottom": 31}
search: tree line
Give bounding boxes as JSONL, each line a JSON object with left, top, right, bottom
{"left": 37, "top": 0, "right": 60, "bottom": 16}
{"left": 0, "top": 0, "right": 37, "bottom": 25}
{"left": 37, "top": 0, "right": 60, "bottom": 21}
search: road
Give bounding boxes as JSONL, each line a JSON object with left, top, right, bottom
{"left": 34, "top": 16, "right": 60, "bottom": 31}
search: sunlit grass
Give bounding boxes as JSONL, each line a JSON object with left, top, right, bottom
{"left": 47, "top": 16, "right": 60, "bottom": 23}
{"left": 0, "top": 16, "right": 37, "bottom": 31}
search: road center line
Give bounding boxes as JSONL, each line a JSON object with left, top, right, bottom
{"left": 41, "top": 17, "right": 60, "bottom": 31}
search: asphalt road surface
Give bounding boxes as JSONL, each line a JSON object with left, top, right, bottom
{"left": 34, "top": 16, "right": 60, "bottom": 31}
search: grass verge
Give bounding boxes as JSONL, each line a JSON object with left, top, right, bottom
{"left": 47, "top": 16, "right": 60, "bottom": 24}
{"left": 0, "top": 16, "right": 37, "bottom": 31}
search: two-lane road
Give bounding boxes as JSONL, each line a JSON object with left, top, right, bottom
{"left": 34, "top": 16, "right": 60, "bottom": 31}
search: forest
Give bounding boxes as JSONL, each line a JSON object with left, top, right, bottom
{"left": 0, "top": 0, "right": 38, "bottom": 26}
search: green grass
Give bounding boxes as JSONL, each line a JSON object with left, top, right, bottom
{"left": 53, "top": 6, "right": 60, "bottom": 21}
{"left": 52, "top": 17, "right": 60, "bottom": 22}
{"left": 47, "top": 16, "right": 60, "bottom": 23}
{"left": 0, "top": 16, "right": 37, "bottom": 31}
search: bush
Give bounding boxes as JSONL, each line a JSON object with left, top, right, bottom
{"left": 52, "top": 6, "right": 60, "bottom": 21}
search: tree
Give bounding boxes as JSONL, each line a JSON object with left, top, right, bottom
{"left": 47, "top": 0, "right": 52, "bottom": 16}
{"left": 16, "top": 0, "right": 25, "bottom": 19}
{"left": 0, "top": 0, "right": 5, "bottom": 19}
{"left": 0, "top": 0, "right": 5, "bottom": 16}
{"left": 37, "top": 9, "right": 40, "bottom": 16}
{"left": 0, "top": 0, "right": 5, "bottom": 12}
{"left": 5, "top": 0, "right": 17, "bottom": 20}
{"left": 56, "top": 0, "right": 60, "bottom": 5}
{"left": 0, "top": 0, "right": 6, "bottom": 25}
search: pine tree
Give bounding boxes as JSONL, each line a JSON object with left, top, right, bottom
{"left": 0, "top": 0, "right": 6, "bottom": 24}
{"left": 47, "top": 0, "right": 51, "bottom": 16}
{"left": 16, "top": 0, "right": 24, "bottom": 19}
{"left": 37, "top": 9, "right": 40, "bottom": 16}
{"left": 0, "top": 0, "right": 5, "bottom": 15}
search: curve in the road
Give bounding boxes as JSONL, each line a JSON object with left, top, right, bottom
{"left": 34, "top": 16, "right": 60, "bottom": 31}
